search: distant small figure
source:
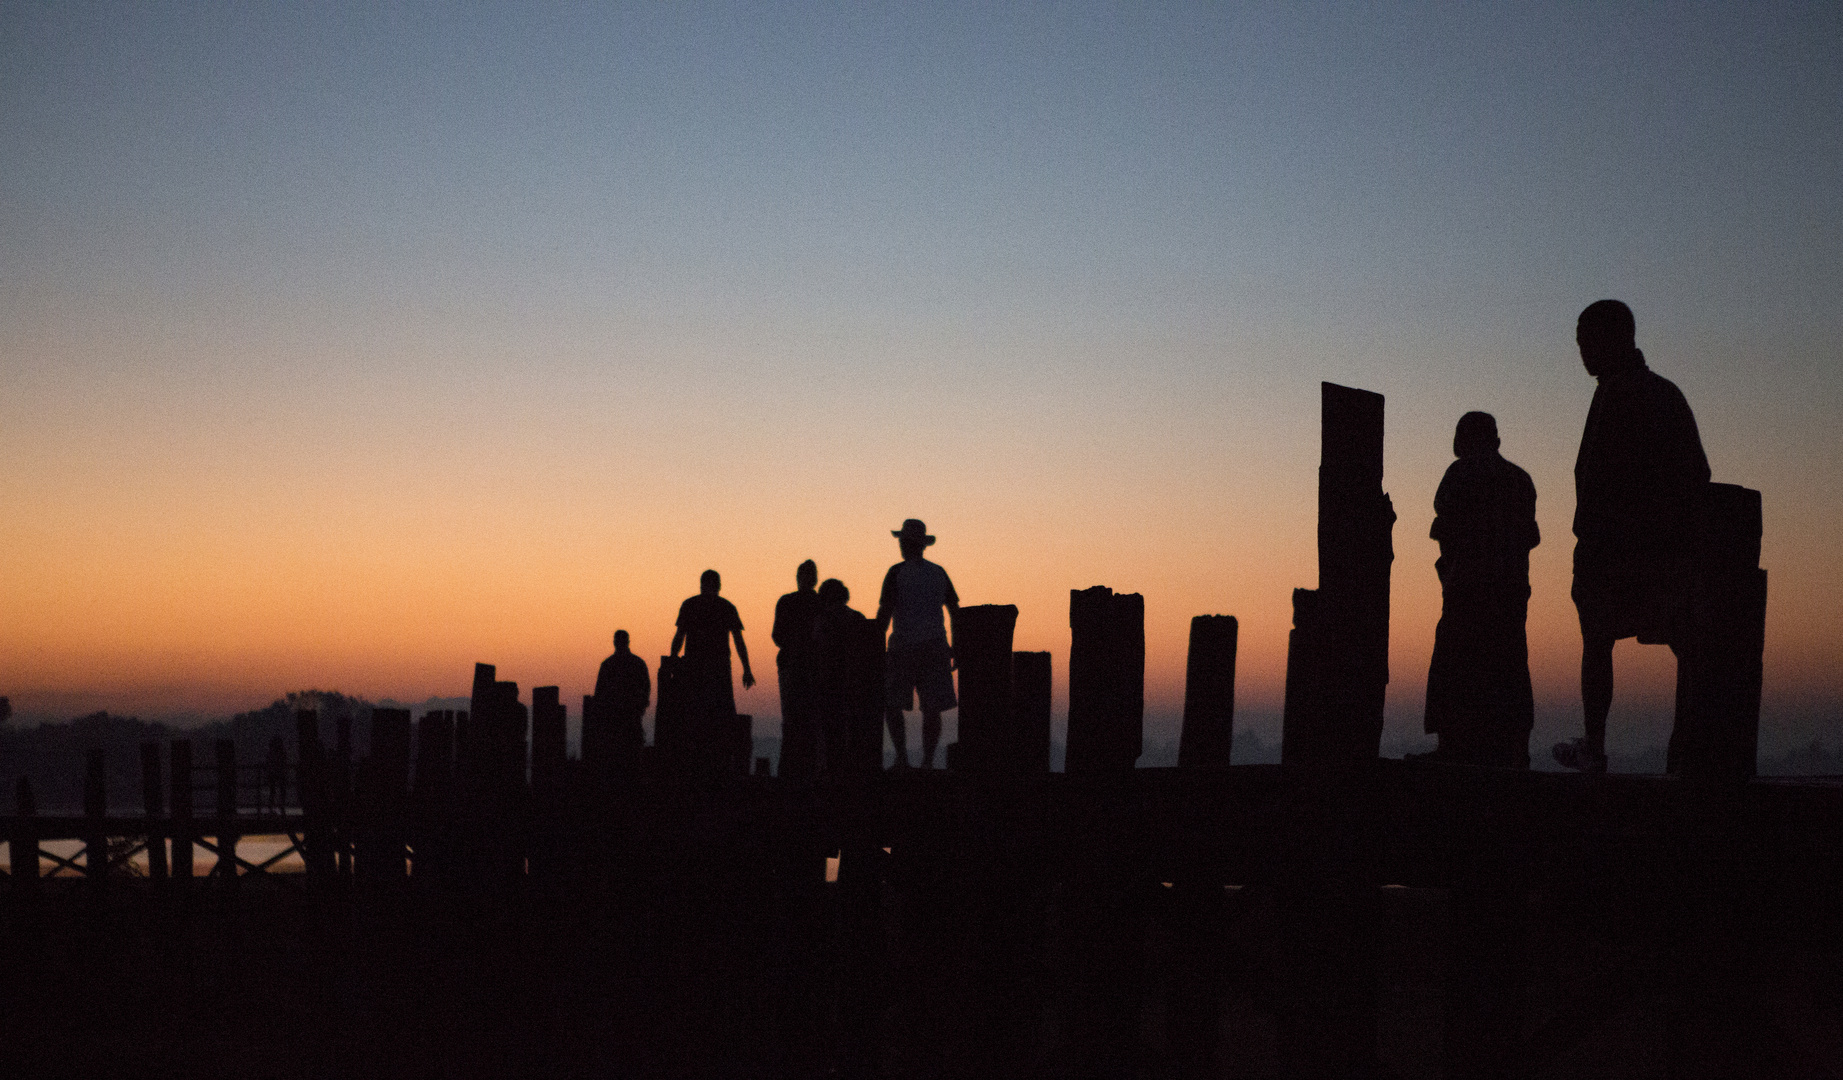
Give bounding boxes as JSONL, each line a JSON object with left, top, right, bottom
{"left": 1416, "top": 412, "right": 1540, "bottom": 767}
{"left": 671, "top": 570, "right": 755, "bottom": 765}
{"left": 773, "top": 560, "right": 823, "bottom": 781}
{"left": 876, "top": 519, "right": 959, "bottom": 770}
{"left": 1555, "top": 300, "right": 1710, "bottom": 773}
{"left": 589, "top": 630, "right": 651, "bottom": 768}
{"left": 813, "top": 578, "right": 879, "bottom": 774}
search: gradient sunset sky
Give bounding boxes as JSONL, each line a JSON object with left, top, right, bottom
{"left": 4, "top": 3, "right": 1839, "bottom": 756}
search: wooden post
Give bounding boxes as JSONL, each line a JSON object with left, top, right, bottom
{"left": 531, "top": 687, "right": 567, "bottom": 791}
{"left": 295, "top": 711, "right": 335, "bottom": 882}
{"left": 1179, "top": 615, "right": 1238, "bottom": 769}
{"left": 1066, "top": 586, "right": 1145, "bottom": 773}
{"left": 1669, "top": 483, "right": 1768, "bottom": 780}
{"left": 653, "top": 656, "right": 688, "bottom": 774}
{"left": 1010, "top": 652, "right": 1052, "bottom": 773}
{"left": 215, "top": 739, "right": 238, "bottom": 884}
{"left": 1282, "top": 383, "right": 1394, "bottom": 764}
{"left": 949, "top": 604, "right": 1017, "bottom": 773}
{"left": 334, "top": 713, "right": 353, "bottom": 876}
{"left": 170, "top": 740, "right": 194, "bottom": 881}
{"left": 357, "top": 707, "right": 412, "bottom": 881}
{"left": 141, "top": 741, "right": 169, "bottom": 880}
{"left": 10, "top": 777, "right": 39, "bottom": 893}
{"left": 84, "top": 748, "right": 107, "bottom": 886}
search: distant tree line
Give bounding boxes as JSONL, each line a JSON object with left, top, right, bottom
{"left": 0, "top": 691, "right": 372, "bottom": 814}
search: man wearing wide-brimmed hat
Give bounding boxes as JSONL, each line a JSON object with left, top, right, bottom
{"left": 876, "top": 519, "right": 959, "bottom": 769}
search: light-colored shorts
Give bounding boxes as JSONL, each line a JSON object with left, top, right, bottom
{"left": 885, "top": 639, "right": 957, "bottom": 714}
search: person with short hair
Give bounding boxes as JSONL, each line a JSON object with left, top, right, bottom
{"left": 813, "top": 577, "right": 881, "bottom": 774}
{"left": 773, "top": 560, "right": 823, "bottom": 780}
{"left": 1418, "top": 412, "right": 1540, "bottom": 767}
{"left": 671, "top": 570, "right": 754, "bottom": 765}
{"left": 876, "top": 519, "right": 959, "bottom": 770}
{"left": 1555, "top": 300, "right": 1710, "bottom": 773}
{"left": 589, "top": 629, "right": 650, "bottom": 768}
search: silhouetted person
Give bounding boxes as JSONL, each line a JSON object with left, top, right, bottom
{"left": 876, "top": 519, "right": 959, "bottom": 769}
{"left": 1417, "top": 412, "right": 1539, "bottom": 767}
{"left": 589, "top": 630, "right": 650, "bottom": 768}
{"left": 773, "top": 560, "right": 823, "bottom": 781}
{"left": 1555, "top": 300, "right": 1710, "bottom": 772}
{"left": 671, "top": 570, "right": 754, "bottom": 768}
{"left": 814, "top": 578, "right": 879, "bottom": 774}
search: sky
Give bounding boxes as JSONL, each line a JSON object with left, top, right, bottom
{"left": 3, "top": 2, "right": 1839, "bottom": 757}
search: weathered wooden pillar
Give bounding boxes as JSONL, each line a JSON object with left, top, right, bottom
{"left": 1282, "top": 382, "right": 1394, "bottom": 764}
{"left": 334, "top": 713, "right": 353, "bottom": 876}
{"left": 410, "top": 709, "right": 453, "bottom": 882}
{"left": 1669, "top": 483, "right": 1768, "bottom": 780}
{"left": 1010, "top": 651, "right": 1052, "bottom": 773}
{"left": 83, "top": 748, "right": 108, "bottom": 887}
{"left": 531, "top": 687, "right": 567, "bottom": 790}
{"left": 1066, "top": 586, "right": 1145, "bottom": 774}
{"left": 141, "top": 741, "right": 168, "bottom": 880}
{"left": 11, "top": 777, "right": 39, "bottom": 893}
{"left": 170, "top": 740, "right": 194, "bottom": 881}
{"left": 295, "top": 711, "right": 335, "bottom": 883}
{"left": 950, "top": 604, "right": 1017, "bottom": 773}
{"left": 215, "top": 739, "right": 238, "bottom": 884}
{"left": 360, "top": 707, "right": 412, "bottom": 881}
{"left": 1179, "top": 615, "right": 1238, "bottom": 769}
{"left": 413, "top": 710, "right": 454, "bottom": 801}
{"left": 653, "top": 656, "right": 688, "bottom": 775}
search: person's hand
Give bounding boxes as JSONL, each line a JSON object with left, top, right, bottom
{"left": 946, "top": 645, "right": 957, "bottom": 671}
{"left": 742, "top": 670, "right": 756, "bottom": 690}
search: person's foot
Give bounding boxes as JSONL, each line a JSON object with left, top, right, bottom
{"left": 1552, "top": 738, "right": 1608, "bottom": 774}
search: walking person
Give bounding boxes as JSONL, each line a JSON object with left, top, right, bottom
{"left": 875, "top": 519, "right": 959, "bottom": 769}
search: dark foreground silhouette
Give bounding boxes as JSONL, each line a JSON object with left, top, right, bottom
{"left": 0, "top": 319, "right": 1790, "bottom": 1077}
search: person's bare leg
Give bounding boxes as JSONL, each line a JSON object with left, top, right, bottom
{"left": 920, "top": 708, "right": 942, "bottom": 769}
{"left": 885, "top": 708, "right": 910, "bottom": 768}
{"left": 1581, "top": 633, "right": 1614, "bottom": 757}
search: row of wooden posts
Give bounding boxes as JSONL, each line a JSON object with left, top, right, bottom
{"left": 2, "top": 595, "right": 1245, "bottom": 892}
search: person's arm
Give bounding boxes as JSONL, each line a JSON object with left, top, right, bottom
{"left": 875, "top": 565, "right": 899, "bottom": 638}
{"left": 734, "top": 628, "right": 754, "bottom": 689}
{"left": 771, "top": 596, "right": 790, "bottom": 650}
{"left": 942, "top": 572, "right": 959, "bottom": 664}
{"left": 670, "top": 627, "right": 685, "bottom": 658}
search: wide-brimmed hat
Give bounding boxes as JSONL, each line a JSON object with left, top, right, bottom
{"left": 892, "top": 519, "right": 935, "bottom": 546}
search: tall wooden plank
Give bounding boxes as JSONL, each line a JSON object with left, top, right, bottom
{"left": 1066, "top": 586, "right": 1145, "bottom": 773}
{"left": 141, "top": 741, "right": 169, "bottom": 880}
{"left": 950, "top": 605, "right": 1017, "bottom": 773}
{"left": 84, "top": 748, "right": 107, "bottom": 886}
{"left": 1669, "top": 483, "right": 1768, "bottom": 779}
{"left": 11, "top": 778, "right": 39, "bottom": 893}
{"left": 1179, "top": 615, "right": 1238, "bottom": 769}
{"left": 1010, "top": 651, "right": 1053, "bottom": 774}
{"left": 1283, "top": 383, "right": 1394, "bottom": 764}
{"left": 531, "top": 686, "right": 567, "bottom": 788}
{"left": 170, "top": 740, "right": 194, "bottom": 881}
{"left": 215, "top": 739, "right": 238, "bottom": 884}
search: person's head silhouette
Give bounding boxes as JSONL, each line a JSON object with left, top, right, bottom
{"left": 1454, "top": 411, "right": 1500, "bottom": 458}
{"left": 818, "top": 578, "right": 849, "bottom": 608}
{"left": 796, "top": 560, "right": 817, "bottom": 591}
{"left": 1577, "top": 299, "right": 1641, "bottom": 379}
{"left": 893, "top": 519, "right": 934, "bottom": 561}
{"left": 700, "top": 569, "right": 721, "bottom": 595}
{"left": 614, "top": 629, "right": 631, "bottom": 653}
